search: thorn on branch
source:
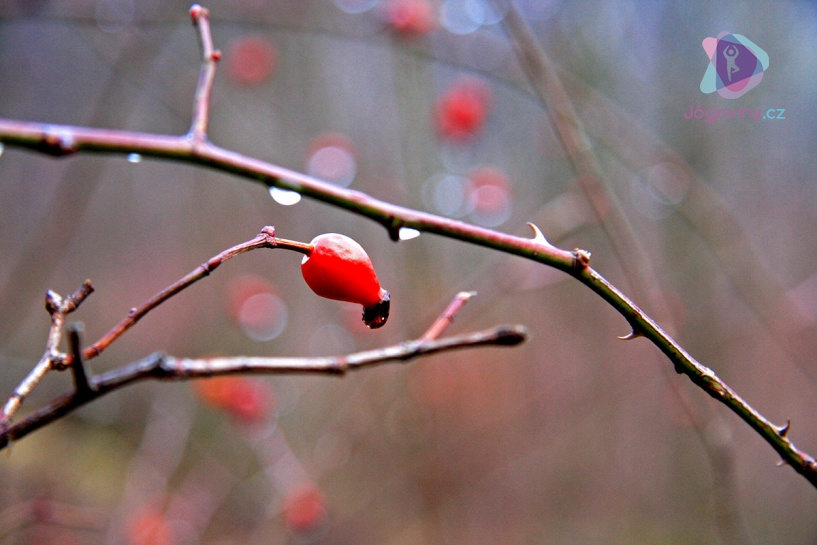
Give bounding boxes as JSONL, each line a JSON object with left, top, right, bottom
{"left": 618, "top": 330, "right": 643, "bottom": 341}
{"left": 527, "top": 222, "right": 554, "bottom": 247}
{"left": 778, "top": 419, "right": 791, "bottom": 438}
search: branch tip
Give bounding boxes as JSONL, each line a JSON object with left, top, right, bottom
{"left": 189, "top": 4, "right": 208, "bottom": 23}
{"left": 41, "top": 127, "right": 77, "bottom": 157}
{"left": 618, "top": 330, "right": 643, "bottom": 341}
{"left": 44, "top": 290, "right": 61, "bottom": 313}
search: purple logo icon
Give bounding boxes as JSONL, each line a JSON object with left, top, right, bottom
{"left": 700, "top": 32, "right": 769, "bottom": 99}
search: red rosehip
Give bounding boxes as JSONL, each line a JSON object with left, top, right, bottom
{"left": 301, "top": 233, "right": 390, "bottom": 329}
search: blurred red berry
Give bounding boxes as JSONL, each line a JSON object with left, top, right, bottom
{"left": 435, "top": 79, "right": 492, "bottom": 141}
{"left": 284, "top": 485, "right": 327, "bottom": 532}
{"left": 195, "top": 376, "right": 274, "bottom": 424}
{"left": 384, "top": 0, "right": 436, "bottom": 36}
{"left": 225, "top": 35, "right": 278, "bottom": 86}
{"left": 128, "top": 506, "right": 175, "bottom": 545}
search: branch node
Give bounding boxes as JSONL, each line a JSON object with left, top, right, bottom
{"left": 41, "top": 127, "right": 77, "bottom": 157}
{"left": 572, "top": 248, "right": 591, "bottom": 269}
{"left": 386, "top": 219, "right": 401, "bottom": 242}
{"left": 261, "top": 225, "right": 276, "bottom": 242}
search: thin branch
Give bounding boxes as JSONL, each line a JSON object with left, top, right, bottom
{"left": 0, "top": 325, "right": 528, "bottom": 450}
{"left": 188, "top": 4, "right": 221, "bottom": 143}
{"left": 0, "top": 5, "right": 814, "bottom": 490}
{"left": 0, "top": 280, "right": 93, "bottom": 429}
{"left": 81, "top": 226, "right": 310, "bottom": 361}
{"left": 421, "top": 291, "right": 477, "bottom": 341}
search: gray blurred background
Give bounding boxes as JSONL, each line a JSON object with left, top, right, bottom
{"left": 1, "top": 0, "right": 816, "bottom": 543}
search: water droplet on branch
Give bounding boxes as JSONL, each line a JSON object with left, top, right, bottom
{"left": 398, "top": 227, "right": 421, "bottom": 240}
{"left": 269, "top": 187, "right": 302, "bottom": 206}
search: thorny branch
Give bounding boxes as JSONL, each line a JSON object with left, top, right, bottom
{"left": 0, "top": 4, "right": 815, "bottom": 489}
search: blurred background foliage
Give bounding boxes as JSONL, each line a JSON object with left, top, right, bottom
{"left": 1, "top": 0, "right": 817, "bottom": 543}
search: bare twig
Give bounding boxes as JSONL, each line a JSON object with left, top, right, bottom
{"left": 188, "top": 4, "right": 220, "bottom": 144}
{"left": 81, "top": 226, "right": 311, "bottom": 361}
{"left": 0, "top": 280, "right": 93, "bottom": 430}
{"left": 0, "top": 5, "right": 814, "bottom": 490}
{"left": 421, "top": 291, "right": 477, "bottom": 341}
{"left": 0, "top": 325, "right": 528, "bottom": 450}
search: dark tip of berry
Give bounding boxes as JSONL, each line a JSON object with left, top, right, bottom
{"left": 363, "top": 292, "right": 390, "bottom": 329}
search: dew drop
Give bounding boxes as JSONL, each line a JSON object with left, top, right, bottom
{"left": 399, "top": 227, "right": 421, "bottom": 240}
{"left": 269, "top": 187, "right": 302, "bottom": 206}
{"left": 0, "top": 143, "right": 4, "bottom": 157}
{"left": 127, "top": 153, "right": 142, "bottom": 163}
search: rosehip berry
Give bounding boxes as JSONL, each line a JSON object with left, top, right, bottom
{"left": 301, "top": 233, "right": 390, "bottom": 329}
